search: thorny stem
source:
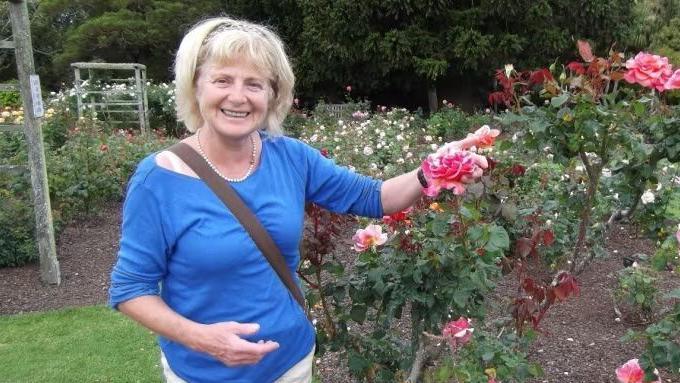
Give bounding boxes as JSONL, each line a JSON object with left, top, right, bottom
{"left": 315, "top": 264, "right": 336, "bottom": 339}
{"left": 570, "top": 151, "right": 602, "bottom": 274}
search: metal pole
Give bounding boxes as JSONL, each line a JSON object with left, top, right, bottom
{"left": 9, "top": 0, "right": 60, "bottom": 284}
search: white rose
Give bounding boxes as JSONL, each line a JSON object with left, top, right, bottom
{"left": 641, "top": 190, "right": 655, "bottom": 205}
{"left": 363, "top": 146, "right": 374, "bottom": 155}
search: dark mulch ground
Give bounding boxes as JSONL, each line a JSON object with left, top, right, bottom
{"left": 1, "top": 202, "right": 679, "bottom": 382}
{"left": 0, "top": 203, "right": 121, "bottom": 315}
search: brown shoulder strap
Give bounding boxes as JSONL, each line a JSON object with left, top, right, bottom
{"left": 167, "top": 142, "right": 306, "bottom": 310}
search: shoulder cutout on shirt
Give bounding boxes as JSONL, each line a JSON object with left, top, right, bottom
{"left": 155, "top": 150, "right": 199, "bottom": 179}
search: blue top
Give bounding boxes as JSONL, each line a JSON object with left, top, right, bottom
{"left": 109, "top": 134, "right": 383, "bottom": 382}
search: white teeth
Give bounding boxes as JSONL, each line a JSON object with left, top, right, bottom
{"left": 222, "top": 109, "right": 248, "bottom": 118}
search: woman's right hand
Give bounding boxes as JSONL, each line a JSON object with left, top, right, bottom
{"left": 190, "top": 321, "right": 280, "bottom": 367}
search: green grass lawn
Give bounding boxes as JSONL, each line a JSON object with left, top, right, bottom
{"left": 0, "top": 305, "right": 161, "bottom": 383}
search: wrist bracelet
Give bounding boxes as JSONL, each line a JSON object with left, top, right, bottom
{"left": 416, "top": 168, "right": 429, "bottom": 188}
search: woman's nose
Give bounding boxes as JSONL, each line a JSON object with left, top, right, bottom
{"left": 226, "top": 83, "right": 247, "bottom": 103}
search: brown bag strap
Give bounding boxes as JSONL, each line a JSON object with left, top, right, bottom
{"left": 167, "top": 142, "right": 306, "bottom": 310}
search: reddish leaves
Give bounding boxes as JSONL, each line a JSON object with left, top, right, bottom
{"left": 513, "top": 222, "right": 554, "bottom": 260}
{"left": 509, "top": 214, "right": 578, "bottom": 335}
{"left": 577, "top": 40, "right": 594, "bottom": 62}
{"left": 512, "top": 269, "right": 579, "bottom": 335}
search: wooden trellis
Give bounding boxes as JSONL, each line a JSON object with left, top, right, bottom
{"left": 71, "top": 62, "right": 150, "bottom": 134}
{"left": 0, "top": 0, "right": 60, "bottom": 284}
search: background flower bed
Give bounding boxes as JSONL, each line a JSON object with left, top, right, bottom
{"left": 1, "top": 44, "right": 680, "bottom": 381}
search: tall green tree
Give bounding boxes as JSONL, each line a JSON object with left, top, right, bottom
{"left": 29, "top": 0, "right": 223, "bottom": 86}
{"left": 0, "top": 0, "right": 643, "bottom": 110}
{"left": 295, "top": 0, "right": 637, "bottom": 111}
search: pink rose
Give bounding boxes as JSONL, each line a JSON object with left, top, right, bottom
{"left": 675, "top": 228, "right": 680, "bottom": 244}
{"left": 421, "top": 150, "right": 483, "bottom": 197}
{"left": 615, "top": 359, "right": 661, "bottom": 383}
{"left": 345, "top": 85, "right": 352, "bottom": 93}
{"left": 665, "top": 69, "right": 680, "bottom": 90}
{"left": 467, "top": 125, "right": 501, "bottom": 148}
{"left": 624, "top": 52, "right": 673, "bottom": 92}
{"left": 352, "top": 224, "right": 387, "bottom": 252}
{"left": 442, "top": 317, "right": 474, "bottom": 349}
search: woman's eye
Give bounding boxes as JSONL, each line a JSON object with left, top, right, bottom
{"left": 248, "top": 82, "right": 264, "bottom": 90}
{"left": 214, "top": 78, "right": 231, "bottom": 86}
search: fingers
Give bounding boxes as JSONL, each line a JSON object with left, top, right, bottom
{"left": 217, "top": 338, "right": 279, "bottom": 366}
{"left": 223, "top": 321, "right": 260, "bottom": 336}
{"left": 436, "top": 136, "right": 480, "bottom": 156}
{"left": 457, "top": 135, "right": 480, "bottom": 150}
{"left": 206, "top": 322, "right": 280, "bottom": 367}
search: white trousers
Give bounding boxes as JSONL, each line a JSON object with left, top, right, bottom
{"left": 160, "top": 347, "right": 314, "bottom": 383}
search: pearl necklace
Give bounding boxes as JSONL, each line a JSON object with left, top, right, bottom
{"left": 196, "top": 129, "right": 256, "bottom": 182}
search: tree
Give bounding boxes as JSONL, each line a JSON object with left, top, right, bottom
{"left": 27, "top": 0, "right": 223, "bottom": 86}
{"left": 294, "top": 0, "right": 638, "bottom": 112}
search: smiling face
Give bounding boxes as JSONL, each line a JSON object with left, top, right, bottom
{"left": 194, "top": 59, "right": 271, "bottom": 139}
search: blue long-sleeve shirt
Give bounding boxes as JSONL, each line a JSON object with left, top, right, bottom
{"left": 109, "top": 133, "right": 383, "bottom": 382}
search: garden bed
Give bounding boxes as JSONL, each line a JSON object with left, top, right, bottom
{"left": 1, "top": 202, "right": 678, "bottom": 382}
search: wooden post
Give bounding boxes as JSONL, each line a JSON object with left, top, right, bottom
{"left": 8, "top": 0, "right": 61, "bottom": 285}
{"left": 74, "top": 67, "right": 83, "bottom": 119}
{"left": 134, "top": 65, "right": 147, "bottom": 135}
{"left": 141, "top": 67, "right": 150, "bottom": 133}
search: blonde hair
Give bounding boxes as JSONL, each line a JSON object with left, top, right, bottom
{"left": 174, "top": 17, "right": 294, "bottom": 135}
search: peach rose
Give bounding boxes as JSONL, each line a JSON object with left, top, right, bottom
{"left": 624, "top": 52, "right": 673, "bottom": 92}
{"left": 352, "top": 224, "right": 387, "bottom": 252}
{"left": 442, "top": 317, "right": 474, "bottom": 349}
{"left": 615, "top": 358, "right": 661, "bottom": 383}
{"left": 468, "top": 125, "right": 501, "bottom": 148}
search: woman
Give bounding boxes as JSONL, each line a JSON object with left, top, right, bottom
{"left": 109, "top": 17, "right": 486, "bottom": 383}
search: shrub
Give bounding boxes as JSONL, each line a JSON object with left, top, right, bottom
{"left": 0, "top": 173, "right": 36, "bottom": 267}
{"left": 0, "top": 85, "right": 21, "bottom": 108}
{"left": 615, "top": 266, "right": 659, "bottom": 322}
{"left": 0, "top": 115, "right": 171, "bottom": 267}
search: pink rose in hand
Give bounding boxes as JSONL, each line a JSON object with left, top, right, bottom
{"left": 467, "top": 125, "right": 501, "bottom": 148}
{"left": 665, "top": 69, "right": 680, "bottom": 91}
{"left": 421, "top": 151, "right": 484, "bottom": 197}
{"left": 352, "top": 224, "right": 387, "bottom": 252}
{"left": 442, "top": 317, "right": 474, "bottom": 349}
{"left": 616, "top": 359, "right": 661, "bottom": 383}
{"left": 624, "top": 52, "right": 673, "bottom": 92}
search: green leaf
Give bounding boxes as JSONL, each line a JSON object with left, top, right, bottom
{"left": 501, "top": 203, "right": 517, "bottom": 221}
{"left": 459, "top": 205, "right": 480, "bottom": 221}
{"left": 467, "top": 226, "right": 485, "bottom": 243}
{"left": 636, "top": 293, "right": 646, "bottom": 304}
{"left": 481, "top": 350, "right": 495, "bottom": 362}
{"left": 322, "top": 262, "right": 345, "bottom": 276}
{"left": 349, "top": 304, "right": 368, "bottom": 323}
{"left": 348, "top": 352, "right": 370, "bottom": 374}
{"left": 431, "top": 217, "right": 450, "bottom": 237}
{"left": 551, "top": 93, "right": 569, "bottom": 108}
{"left": 633, "top": 101, "right": 645, "bottom": 117}
{"left": 486, "top": 225, "right": 510, "bottom": 251}
{"left": 528, "top": 119, "right": 550, "bottom": 134}
{"left": 452, "top": 289, "right": 470, "bottom": 308}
